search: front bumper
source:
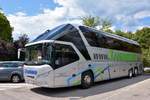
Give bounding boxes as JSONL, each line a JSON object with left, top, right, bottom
{"left": 25, "top": 77, "right": 50, "bottom": 87}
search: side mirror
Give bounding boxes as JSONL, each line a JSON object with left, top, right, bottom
{"left": 18, "top": 48, "right": 25, "bottom": 61}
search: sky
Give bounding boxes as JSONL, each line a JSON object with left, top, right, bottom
{"left": 0, "top": 0, "right": 150, "bottom": 40}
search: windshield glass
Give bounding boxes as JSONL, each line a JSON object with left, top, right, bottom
{"left": 25, "top": 43, "right": 53, "bottom": 65}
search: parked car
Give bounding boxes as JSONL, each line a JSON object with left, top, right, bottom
{"left": 0, "top": 61, "right": 24, "bottom": 83}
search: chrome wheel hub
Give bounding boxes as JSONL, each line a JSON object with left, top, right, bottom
{"left": 12, "top": 76, "right": 19, "bottom": 83}
{"left": 135, "top": 69, "right": 138, "bottom": 75}
{"left": 129, "top": 71, "right": 132, "bottom": 77}
{"left": 84, "top": 75, "right": 91, "bottom": 85}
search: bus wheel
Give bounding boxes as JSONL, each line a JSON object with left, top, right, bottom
{"left": 81, "top": 71, "right": 94, "bottom": 89}
{"left": 128, "top": 69, "right": 133, "bottom": 78}
{"left": 134, "top": 68, "right": 138, "bottom": 77}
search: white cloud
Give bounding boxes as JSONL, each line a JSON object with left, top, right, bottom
{"left": 134, "top": 10, "right": 150, "bottom": 19}
{"left": 8, "top": 7, "right": 81, "bottom": 40}
{"left": 73, "top": 0, "right": 150, "bottom": 31}
{"left": 7, "top": 0, "right": 150, "bottom": 40}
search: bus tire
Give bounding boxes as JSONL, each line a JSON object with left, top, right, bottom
{"left": 81, "top": 71, "right": 94, "bottom": 89}
{"left": 134, "top": 68, "right": 138, "bottom": 77}
{"left": 139, "top": 65, "right": 144, "bottom": 75}
{"left": 128, "top": 69, "right": 133, "bottom": 78}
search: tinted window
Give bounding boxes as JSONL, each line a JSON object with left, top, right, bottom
{"left": 57, "top": 25, "right": 91, "bottom": 60}
{"left": 79, "top": 26, "right": 99, "bottom": 47}
{"left": 54, "top": 44, "right": 79, "bottom": 69}
{"left": 135, "top": 45, "right": 141, "bottom": 53}
{"left": 33, "top": 24, "right": 66, "bottom": 42}
{"left": 103, "top": 36, "right": 141, "bottom": 53}
{"left": 79, "top": 26, "right": 141, "bottom": 53}
{"left": 79, "top": 26, "right": 107, "bottom": 48}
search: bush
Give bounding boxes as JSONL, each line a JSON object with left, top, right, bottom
{"left": 144, "top": 70, "right": 150, "bottom": 73}
{"left": 143, "top": 59, "right": 150, "bottom": 67}
{"left": 0, "top": 40, "right": 18, "bottom": 61}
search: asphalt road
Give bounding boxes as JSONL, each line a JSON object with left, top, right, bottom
{"left": 0, "top": 83, "right": 28, "bottom": 91}
{"left": 0, "top": 74, "right": 150, "bottom": 100}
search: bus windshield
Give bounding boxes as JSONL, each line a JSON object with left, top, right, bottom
{"left": 25, "top": 43, "right": 53, "bottom": 66}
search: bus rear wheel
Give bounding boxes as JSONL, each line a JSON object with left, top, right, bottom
{"left": 128, "top": 69, "right": 133, "bottom": 78}
{"left": 134, "top": 68, "right": 138, "bottom": 77}
{"left": 81, "top": 71, "right": 94, "bottom": 89}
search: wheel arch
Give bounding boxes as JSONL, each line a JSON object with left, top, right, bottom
{"left": 82, "top": 69, "right": 94, "bottom": 80}
{"left": 10, "top": 72, "right": 22, "bottom": 81}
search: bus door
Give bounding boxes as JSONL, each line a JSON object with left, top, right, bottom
{"left": 53, "top": 43, "right": 80, "bottom": 87}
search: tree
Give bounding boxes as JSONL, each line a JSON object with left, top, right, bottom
{"left": 13, "top": 34, "right": 29, "bottom": 61}
{"left": 114, "top": 30, "right": 126, "bottom": 37}
{"left": 0, "top": 11, "right": 15, "bottom": 60}
{"left": 14, "top": 34, "right": 29, "bottom": 49}
{"left": 133, "top": 27, "right": 150, "bottom": 49}
{"left": 133, "top": 27, "right": 150, "bottom": 66}
{"left": 0, "top": 39, "right": 16, "bottom": 61}
{"left": 0, "top": 12, "right": 13, "bottom": 42}
{"left": 81, "top": 15, "right": 112, "bottom": 32}
{"left": 101, "top": 18, "right": 112, "bottom": 32}
{"left": 81, "top": 15, "right": 100, "bottom": 28}
{"left": 114, "top": 30, "right": 134, "bottom": 39}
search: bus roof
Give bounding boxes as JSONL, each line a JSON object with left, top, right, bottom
{"left": 30, "top": 23, "right": 140, "bottom": 46}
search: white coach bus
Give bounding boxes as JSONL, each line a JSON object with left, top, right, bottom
{"left": 24, "top": 24, "right": 143, "bottom": 88}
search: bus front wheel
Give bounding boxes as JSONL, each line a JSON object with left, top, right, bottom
{"left": 81, "top": 71, "right": 94, "bottom": 89}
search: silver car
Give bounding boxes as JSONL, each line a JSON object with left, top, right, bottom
{"left": 0, "top": 61, "right": 24, "bottom": 83}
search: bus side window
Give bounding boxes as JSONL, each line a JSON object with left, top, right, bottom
{"left": 54, "top": 44, "right": 79, "bottom": 69}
